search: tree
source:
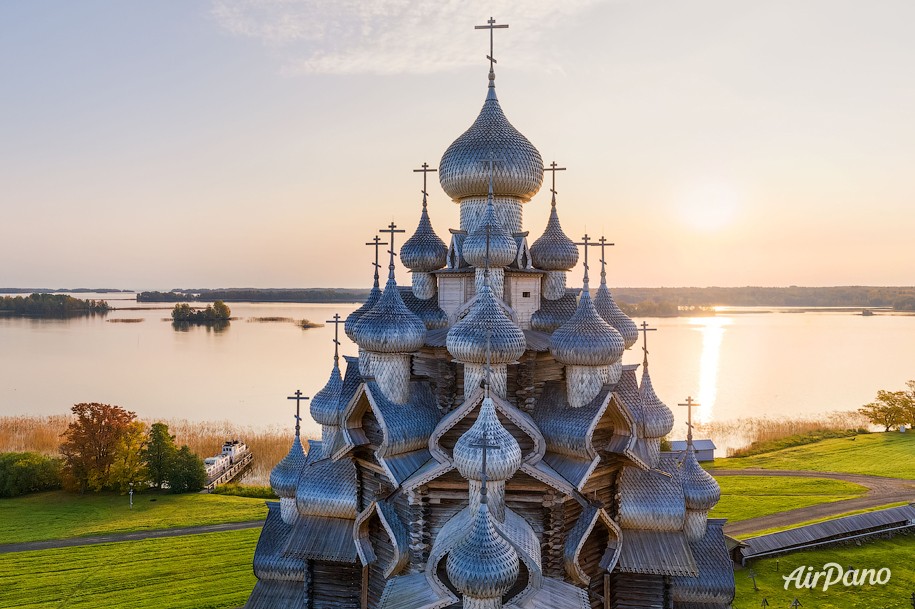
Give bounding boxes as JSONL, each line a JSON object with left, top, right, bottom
{"left": 858, "top": 391, "right": 907, "bottom": 431}
{"left": 59, "top": 403, "right": 136, "bottom": 492}
{"left": 142, "top": 423, "right": 177, "bottom": 490}
{"left": 109, "top": 421, "right": 149, "bottom": 492}
{"left": 167, "top": 445, "right": 206, "bottom": 493}
{"left": 904, "top": 380, "right": 915, "bottom": 427}
{"left": 0, "top": 452, "right": 62, "bottom": 497}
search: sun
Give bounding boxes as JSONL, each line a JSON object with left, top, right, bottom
{"left": 676, "top": 181, "right": 741, "bottom": 231}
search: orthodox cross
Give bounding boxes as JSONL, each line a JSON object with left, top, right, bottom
{"left": 365, "top": 236, "right": 388, "bottom": 286}
{"left": 543, "top": 161, "right": 566, "bottom": 196}
{"left": 678, "top": 396, "right": 699, "bottom": 444}
{"left": 597, "top": 236, "right": 615, "bottom": 279}
{"left": 747, "top": 569, "right": 758, "bottom": 591}
{"left": 287, "top": 390, "right": 310, "bottom": 437}
{"left": 470, "top": 430, "right": 501, "bottom": 502}
{"left": 326, "top": 313, "right": 343, "bottom": 362}
{"left": 639, "top": 321, "right": 657, "bottom": 367}
{"left": 379, "top": 222, "right": 406, "bottom": 274}
{"left": 413, "top": 162, "right": 437, "bottom": 202}
{"left": 475, "top": 17, "right": 509, "bottom": 74}
{"left": 575, "top": 233, "right": 597, "bottom": 285}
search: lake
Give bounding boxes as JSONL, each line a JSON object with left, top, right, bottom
{"left": 1, "top": 293, "right": 913, "bottom": 452}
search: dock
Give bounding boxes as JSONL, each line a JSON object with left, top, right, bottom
{"left": 205, "top": 452, "right": 254, "bottom": 491}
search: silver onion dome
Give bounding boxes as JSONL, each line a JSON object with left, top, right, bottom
{"left": 310, "top": 361, "right": 343, "bottom": 427}
{"left": 439, "top": 82, "right": 543, "bottom": 202}
{"left": 269, "top": 435, "right": 306, "bottom": 499}
{"left": 400, "top": 197, "right": 448, "bottom": 272}
{"left": 529, "top": 193, "right": 579, "bottom": 271}
{"left": 461, "top": 188, "right": 517, "bottom": 269}
{"left": 550, "top": 287, "right": 624, "bottom": 367}
{"left": 446, "top": 502, "right": 520, "bottom": 601}
{"left": 639, "top": 367, "right": 675, "bottom": 439}
{"left": 681, "top": 446, "right": 721, "bottom": 511}
{"left": 453, "top": 397, "right": 522, "bottom": 482}
{"left": 354, "top": 277, "right": 427, "bottom": 353}
{"left": 345, "top": 285, "right": 380, "bottom": 342}
{"left": 446, "top": 283, "right": 525, "bottom": 364}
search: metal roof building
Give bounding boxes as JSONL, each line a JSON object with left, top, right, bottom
{"left": 246, "top": 17, "right": 735, "bottom": 609}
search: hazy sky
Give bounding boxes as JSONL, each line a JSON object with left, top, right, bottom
{"left": 1, "top": 1, "right": 913, "bottom": 289}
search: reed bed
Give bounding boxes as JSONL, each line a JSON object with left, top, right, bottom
{"left": 0, "top": 415, "right": 313, "bottom": 486}
{"left": 106, "top": 318, "right": 144, "bottom": 323}
{"left": 246, "top": 316, "right": 295, "bottom": 323}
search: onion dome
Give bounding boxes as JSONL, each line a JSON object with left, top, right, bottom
{"left": 439, "top": 80, "right": 543, "bottom": 202}
{"left": 594, "top": 264, "right": 638, "bottom": 348}
{"left": 453, "top": 397, "right": 522, "bottom": 482}
{"left": 681, "top": 446, "right": 721, "bottom": 511}
{"left": 461, "top": 188, "right": 517, "bottom": 269}
{"left": 550, "top": 286, "right": 624, "bottom": 367}
{"left": 400, "top": 287, "right": 449, "bottom": 329}
{"left": 270, "top": 434, "right": 306, "bottom": 499}
{"left": 639, "top": 367, "right": 675, "bottom": 439}
{"left": 345, "top": 285, "right": 380, "bottom": 342}
{"left": 400, "top": 195, "right": 448, "bottom": 272}
{"left": 446, "top": 283, "right": 525, "bottom": 364}
{"left": 446, "top": 502, "right": 520, "bottom": 601}
{"left": 530, "top": 291, "right": 577, "bottom": 333}
{"left": 354, "top": 276, "right": 427, "bottom": 353}
{"left": 529, "top": 193, "right": 578, "bottom": 271}
{"left": 310, "top": 360, "right": 343, "bottom": 427}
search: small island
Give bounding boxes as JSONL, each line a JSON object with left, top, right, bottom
{"left": 0, "top": 293, "right": 110, "bottom": 318}
{"left": 171, "top": 301, "right": 231, "bottom": 324}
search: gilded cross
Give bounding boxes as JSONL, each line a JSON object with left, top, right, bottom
{"left": 639, "top": 321, "right": 657, "bottom": 367}
{"left": 678, "top": 396, "right": 699, "bottom": 444}
{"left": 474, "top": 17, "right": 509, "bottom": 74}
{"left": 413, "top": 162, "right": 437, "bottom": 200}
{"left": 469, "top": 430, "right": 501, "bottom": 502}
{"left": 543, "top": 161, "right": 566, "bottom": 195}
{"left": 326, "top": 313, "right": 343, "bottom": 361}
{"left": 287, "top": 389, "right": 310, "bottom": 436}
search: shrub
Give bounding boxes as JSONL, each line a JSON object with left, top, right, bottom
{"left": 0, "top": 452, "right": 62, "bottom": 497}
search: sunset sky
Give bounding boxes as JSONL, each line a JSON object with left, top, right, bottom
{"left": 1, "top": 1, "right": 913, "bottom": 289}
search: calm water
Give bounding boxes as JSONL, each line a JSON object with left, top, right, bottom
{"left": 1, "top": 294, "right": 913, "bottom": 449}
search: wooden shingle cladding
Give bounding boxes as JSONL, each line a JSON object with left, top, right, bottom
{"left": 607, "top": 572, "right": 670, "bottom": 609}
{"left": 310, "top": 560, "right": 361, "bottom": 609}
{"left": 671, "top": 520, "right": 735, "bottom": 607}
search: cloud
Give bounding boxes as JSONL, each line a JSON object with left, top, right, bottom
{"left": 210, "top": 0, "right": 604, "bottom": 75}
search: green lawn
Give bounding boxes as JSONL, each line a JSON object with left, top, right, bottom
{"left": 736, "top": 535, "right": 915, "bottom": 608}
{"left": 712, "top": 432, "right": 915, "bottom": 479}
{"left": 0, "top": 529, "right": 259, "bottom": 609}
{"left": 0, "top": 491, "right": 268, "bottom": 544}
{"left": 710, "top": 476, "right": 868, "bottom": 524}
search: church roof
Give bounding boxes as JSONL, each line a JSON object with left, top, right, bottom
{"left": 269, "top": 435, "right": 306, "bottom": 499}
{"left": 550, "top": 284, "right": 624, "bottom": 367}
{"left": 400, "top": 196, "right": 448, "bottom": 273}
{"left": 529, "top": 193, "right": 578, "bottom": 271}
{"left": 354, "top": 275, "right": 427, "bottom": 353}
{"left": 446, "top": 283, "right": 526, "bottom": 364}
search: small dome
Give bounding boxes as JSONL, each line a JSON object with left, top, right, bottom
{"left": 439, "top": 84, "right": 543, "bottom": 202}
{"left": 461, "top": 195, "right": 517, "bottom": 269}
{"left": 639, "top": 367, "right": 675, "bottom": 439}
{"left": 400, "top": 287, "right": 449, "bottom": 330}
{"left": 453, "top": 397, "right": 522, "bottom": 483}
{"left": 269, "top": 435, "right": 305, "bottom": 499}
{"left": 550, "top": 288, "right": 624, "bottom": 366}
{"left": 446, "top": 502, "right": 519, "bottom": 600}
{"left": 530, "top": 292, "right": 578, "bottom": 333}
{"left": 310, "top": 361, "right": 343, "bottom": 427}
{"left": 345, "top": 284, "right": 381, "bottom": 342}
{"left": 529, "top": 195, "right": 578, "bottom": 271}
{"left": 354, "top": 277, "right": 427, "bottom": 353}
{"left": 446, "top": 283, "right": 525, "bottom": 364}
{"left": 594, "top": 283, "right": 638, "bottom": 349}
{"left": 681, "top": 446, "right": 721, "bottom": 510}
{"left": 400, "top": 201, "right": 448, "bottom": 272}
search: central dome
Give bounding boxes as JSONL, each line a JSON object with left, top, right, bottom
{"left": 439, "top": 83, "right": 543, "bottom": 202}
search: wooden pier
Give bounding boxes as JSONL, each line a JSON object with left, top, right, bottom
{"left": 205, "top": 452, "right": 254, "bottom": 491}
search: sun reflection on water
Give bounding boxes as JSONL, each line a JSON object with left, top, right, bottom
{"left": 690, "top": 317, "right": 731, "bottom": 423}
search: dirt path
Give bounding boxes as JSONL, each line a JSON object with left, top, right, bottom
{"left": 712, "top": 469, "right": 915, "bottom": 537}
{"left": 0, "top": 520, "right": 264, "bottom": 554}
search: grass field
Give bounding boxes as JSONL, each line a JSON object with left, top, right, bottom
{"left": 735, "top": 535, "right": 915, "bottom": 608}
{"left": 710, "top": 476, "right": 869, "bottom": 524}
{"left": 0, "top": 491, "right": 267, "bottom": 544}
{"left": 0, "top": 529, "right": 259, "bottom": 609}
{"left": 713, "top": 432, "right": 915, "bottom": 479}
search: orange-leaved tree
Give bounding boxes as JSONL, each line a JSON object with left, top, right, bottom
{"left": 59, "top": 403, "right": 136, "bottom": 492}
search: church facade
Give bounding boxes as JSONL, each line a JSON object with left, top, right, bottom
{"left": 247, "top": 19, "right": 735, "bottom": 609}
